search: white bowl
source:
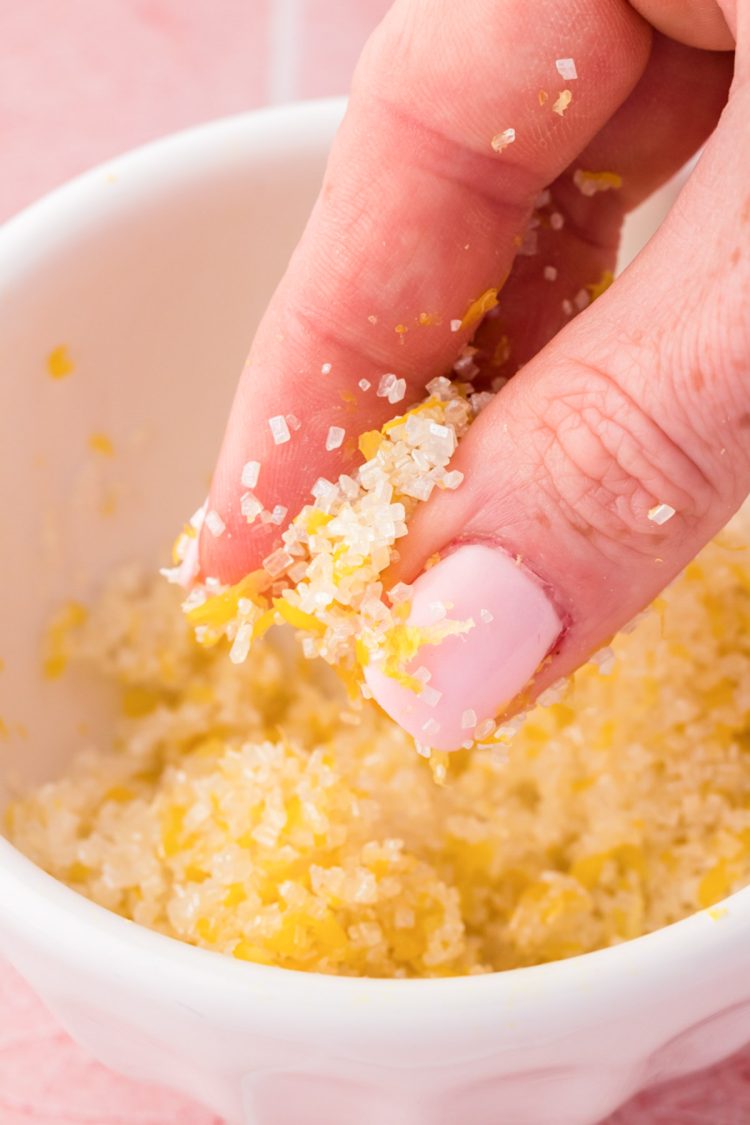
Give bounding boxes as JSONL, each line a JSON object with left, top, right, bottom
{"left": 0, "top": 99, "right": 748, "bottom": 1125}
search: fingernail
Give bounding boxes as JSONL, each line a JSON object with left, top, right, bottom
{"left": 364, "top": 544, "right": 562, "bottom": 750}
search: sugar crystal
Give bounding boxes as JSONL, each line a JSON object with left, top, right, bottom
{"left": 648, "top": 503, "right": 676, "bottom": 525}
{"left": 491, "top": 128, "right": 516, "bottom": 153}
{"left": 326, "top": 426, "right": 345, "bottom": 451}
{"left": 555, "top": 58, "right": 577, "bottom": 80}
{"left": 269, "top": 415, "right": 290, "bottom": 445}
{"left": 377, "top": 373, "right": 397, "bottom": 398}
{"left": 205, "top": 510, "right": 226, "bottom": 537}
{"left": 241, "top": 493, "right": 263, "bottom": 523}
{"left": 241, "top": 461, "right": 261, "bottom": 488}
{"left": 263, "top": 549, "right": 293, "bottom": 578}
{"left": 420, "top": 684, "right": 443, "bottom": 708}
{"left": 461, "top": 709, "right": 477, "bottom": 730}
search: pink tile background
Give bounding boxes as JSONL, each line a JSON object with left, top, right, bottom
{"left": 1, "top": 1, "right": 748, "bottom": 1120}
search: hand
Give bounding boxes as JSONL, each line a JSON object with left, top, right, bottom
{"left": 196, "top": 0, "right": 745, "bottom": 750}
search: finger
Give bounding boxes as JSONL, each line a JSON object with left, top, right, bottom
{"left": 473, "top": 35, "right": 734, "bottom": 383}
{"left": 629, "top": 0, "right": 736, "bottom": 49}
{"left": 365, "top": 71, "right": 750, "bottom": 749}
{"left": 199, "top": 0, "right": 652, "bottom": 584}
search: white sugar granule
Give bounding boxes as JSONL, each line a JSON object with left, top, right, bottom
{"left": 555, "top": 58, "right": 577, "bottom": 80}
{"left": 491, "top": 128, "right": 516, "bottom": 153}
{"left": 648, "top": 503, "right": 677, "bottom": 525}
{"left": 240, "top": 493, "right": 263, "bottom": 523}
{"left": 268, "top": 415, "right": 291, "bottom": 445}
{"left": 377, "top": 373, "right": 397, "bottom": 398}
{"left": 204, "top": 510, "right": 226, "bottom": 537}
{"left": 387, "top": 378, "right": 407, "bottom": 405}
{"left": 326, "top": 426, "right": 345, "bottom": 451}
{"left": 241, "top": 461, "right": 261, "bottom": 489}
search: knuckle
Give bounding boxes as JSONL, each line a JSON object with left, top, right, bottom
{"left": 527, "top": 356, "right": 717, "bottom": 560}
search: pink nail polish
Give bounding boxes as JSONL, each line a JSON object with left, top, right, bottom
{"left": 365, "top": 544, "right": 562, "bottom": 750}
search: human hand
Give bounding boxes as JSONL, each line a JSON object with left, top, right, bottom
{"left": 195, "top": 0, "right": 744, "bottom": 750}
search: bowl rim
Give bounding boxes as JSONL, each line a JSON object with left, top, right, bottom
{"left": 1, "top": 97, "right": 749, "bottom": 1023}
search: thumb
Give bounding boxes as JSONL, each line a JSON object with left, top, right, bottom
{"left": 365, "top": 70, "right": 750, "bottom": 750}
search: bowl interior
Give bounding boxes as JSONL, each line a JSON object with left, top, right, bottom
{"left": 0, "top": 102, "right": 682, "bottom": 804}
{"left": 0, "top": 107, "right": 337, "bottom": 800}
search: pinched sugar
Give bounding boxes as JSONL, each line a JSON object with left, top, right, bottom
{"left": 9, "top": 521, "right": 750, "bottom": 977}
{"left": 182, "top": 377, "right": 479, "bottom": 707}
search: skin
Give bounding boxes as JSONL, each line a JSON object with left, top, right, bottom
{"left": 197, "top": 0, "right": 747, "bottom": 716}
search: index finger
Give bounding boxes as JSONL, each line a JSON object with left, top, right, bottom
{"left": 200, "top": 0, "right": 651, "bottom": 583}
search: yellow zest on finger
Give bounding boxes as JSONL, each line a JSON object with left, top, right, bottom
{"left": 491, "top": 335, "right": 511, "bottom": 366}
{"left": 358, "top": 430, "right": 383, "bottom": 460}
{"left": 379, "top": 618, "right": 475, "bottom": 692}
{"left": 587, "top": 271, "right": 615, "bottom": 302}
{"left": 553, "top": 90, "right": 573, "bottom": 117}
{"left": 573, "top": 169, "right": 623, "bottom": 196}
{"left": 460, "top": 287, "right": 499, "bottom": 331}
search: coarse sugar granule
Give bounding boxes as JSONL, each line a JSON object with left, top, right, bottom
{"left": 555, "top": 58, "right": 577, "bottom": 80}
{"left": 204, "top": 510, "right": 226, "bottom": 538}
{"left": 268, "top": 415, "right": 291, "bottom": 445}
{"left": 648, "top": 503, "right": 677, "bottom": 525}
{"left": 491, "top": 128, "right": 516, "bottom": 153}
{"left": 325, "top": 426, "right": 345, "bottom": 451}
{"left": 240, "top": 493, "right": 263, "bottom": 523}
{"left": 8, "top": 516, "right": 750, "bottom": 976}
{"left": 241, "top": 461, "right": 261, "bottom": 489}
